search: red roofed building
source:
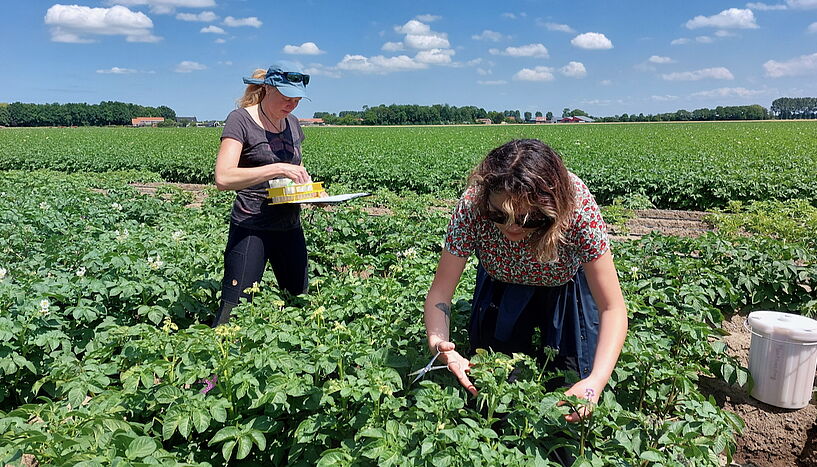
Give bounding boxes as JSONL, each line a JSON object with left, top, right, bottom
{"left": 298, "top": 118, "right": 325, "bottom": 126}
{"left": 131, "top": 117, "right": 165, "bottom": 127}
{"left": 558, "top": 116, "right": 594, "bottom": 123}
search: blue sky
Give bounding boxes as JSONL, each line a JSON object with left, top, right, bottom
{"left": 2, "top": 0, "right": 817, "bottom": 120}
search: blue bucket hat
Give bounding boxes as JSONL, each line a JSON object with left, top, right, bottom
{"left": 243, "top": 61, "right": 310, "bottom": 100}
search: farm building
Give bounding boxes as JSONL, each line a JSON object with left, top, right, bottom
{"left": 475, "top": 118, "right": 492, "bottom": 124}
{"left": 131, "top": 117, "right": 165, "bottom": 127}
{"left": 558, "top": 116, "right": 594, "bottom": 123}
{"left": 298, "top": 118, "right": 325, "bottom": 126}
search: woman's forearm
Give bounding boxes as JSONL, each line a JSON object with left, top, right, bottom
{"left": 589, "top": 306, "right": 628, "bottom": 386}
{"left": 215, "top": 164, "right": 279, "bottom": 191}
{"left": 424, "top": 293, "right": 453, "bottom": 353}
{"left": 423, "top": 251, "right": 467, "bottom": 354}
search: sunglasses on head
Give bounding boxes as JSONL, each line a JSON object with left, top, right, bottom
{"left": 275, "top": 72, "right": 310, "bottom": 85}
{"left": 486, "top": 209, "right": 553, "bottom": 229}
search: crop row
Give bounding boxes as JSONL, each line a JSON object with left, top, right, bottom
{"left": 1, "top": 171, "right": 816, "bottom": 464}
{"left": 1, "top": 121, "right": 816, "bottom": 209}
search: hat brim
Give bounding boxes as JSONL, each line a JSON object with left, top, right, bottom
{"left": 242, "top": 77, "right": 310, "bottom": 101}
{"left": 275, "top": 83, "right": 309, "bottom": 100}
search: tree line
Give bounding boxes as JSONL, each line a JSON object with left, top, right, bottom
{"left": 770, "top": 97, "right": 817, "bottom": 119}
{"left": 315, "top": 105, "right": 571, "bottom": 125}
{"left": 0, "top": 101, "right": 176, "bottom": 127}
{"left": 594, "top": 105, "right": 771, "bottom": 123}
{"left": 315, "top": 104, "right": 496, "bottom": 125}
{"left": 315, "top": 101, "right": 816, "bottom": 125}
{"left": 1, "top": 97, "right": 814, "bottom": 127}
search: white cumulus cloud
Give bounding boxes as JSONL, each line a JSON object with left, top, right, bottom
{"left": 746, "top": 2, "right": 788, "bottom": 10}
{"left": 685, "top": 8, "right": 758, "bottom": 29}
{"left": 394, "top": 19, "right": 450, "bottom": 49}
{"left": 514, "top": 66, "right": 555, "bottom": 81}
{"left": 542, "top": 22, "right": 575, "bottom": 33}
{"left": 652, "top": 95, "right": 679, "bottom": 101}
{"left": 395, "top": 19, "right": 430, "bottom": 35}
{"left": 109, "top": 0, "right": 215, "bottom": 15}
{"left": 490, "top": 43, "right": 549, "bottom": 58}
{"left": 571, "top": 32, "right": 613, "bottom": 50}
{"left": 45, "top": 4, "right": 160, "bottom": 43}
{"left": 382, "top": 41, "right": 405, "bottom": 51}
{"left": 96, "top": 67, "right": 137, "bottom": 74}
{"left": 763, "top": 52, "right": 817, "bottom": 77}
{"left": 786, "top": 0, "right": 817, "bottom": 8}
{"left": 336, "top": 54, "right": 427, "bottom": 74}
{"left": 472, "top": 30, "right": 505, "bottom": 42}
{"left": 649, "top": 55, "right": 674, "bottom": 64}
{"left": 662, "top": 67, "right": 735, "bottom": 80}
{"left": 304, "top": 64, "right": 342, "bottom": 79}
{"left": 283, "top": 42, "right": 324, "bottom": 55}
{"left": 559, "top": 61, "right": 586, "bottom": 78}
{"left": 691, "top": 87, "right": 766, "bottom": 97}
{"left": 175, "top": 60, "right": 206, "bottom": 72}
{"left": 415, "top": 14, "right": 441, "bottom": 22}
{"left": 477, "top": 80, "right": 507, "bottom": 85}
{"left": 808, "top": 22, "right": 817, "bottom": 33}
{"left": 696, "top": 36, "right": 714, "bottom": 43}
{"left": 200, "top": 25, "right": 224, "bottom": 34}
{"left": 223, "top": 16, "right": 262, "bottom": 28}
{"left": 671, "top": 38, "right": 691, "bottom": 45}
{"left": 415, "top": 48, "right": 455, "bottom": 64}
{"left": 405, "top": 33, "right": 449, "bottom": 49}
{"left": 176, "top": 11, "right": 217, "bottom": 21}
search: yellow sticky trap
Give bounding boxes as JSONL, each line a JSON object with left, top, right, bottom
{"left": 266, "top": 181, "right": 326, "bottom": 205}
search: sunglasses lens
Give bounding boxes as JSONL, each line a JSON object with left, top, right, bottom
{"left": 281, "top": 72, "right": 310, "bottom": 85}
{"left": 521, "top": 216, "right": 552, "bottom": 229}
{"left": 486, "top": 210, "right": 508, "bottom": 224}
{"left": 487, "top": 208, "right": 552, "bottom": 229}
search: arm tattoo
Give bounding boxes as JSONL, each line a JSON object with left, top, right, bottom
{"left": 435, "top": 302, "right": 451, "bottom": 318}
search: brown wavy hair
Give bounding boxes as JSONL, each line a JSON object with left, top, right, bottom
{"left": 237, "top": 69, "right": 268, "bottom": 108}
{"left": 469, "top": 139, "right": 576, "bottom": 262}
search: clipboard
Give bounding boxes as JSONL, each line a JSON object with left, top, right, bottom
{"left": 295, "top": 192, "right": 371, "bottom": 204}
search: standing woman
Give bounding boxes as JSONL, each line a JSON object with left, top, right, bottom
{"left": 424, "top": 139, "right": 628, "bottom": 420}
{"left": 212, "top": 62, "right": 314, "bottom": 326}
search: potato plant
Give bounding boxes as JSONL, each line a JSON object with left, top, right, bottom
{"left": 0, "top": 170, "right": 814, "bottom": 465}
{"left": 1, "top": 122, "right": 817, "bottom": 209}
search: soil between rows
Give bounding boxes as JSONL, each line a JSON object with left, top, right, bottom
{"left": 128, "top": 182, "right": 817, "bottom": 467}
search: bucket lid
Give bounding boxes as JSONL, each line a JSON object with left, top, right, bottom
{"left": 747, "top": 311, "right": 817, "bottom": 343}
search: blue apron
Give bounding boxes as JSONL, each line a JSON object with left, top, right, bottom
{"left": 468, "top": 263, "right": 600, "bottom": 379}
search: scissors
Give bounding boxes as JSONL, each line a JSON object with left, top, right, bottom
{"left": 409, "top": 348, "right": 449, "bottom": 384}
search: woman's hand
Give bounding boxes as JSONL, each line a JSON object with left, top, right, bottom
{"left": 273, "top": 163, "right": 311, "bottom": 184}
{"left": 559, "top": 376, "right": 605, "bottom": 423}
{"left": 435, "top": 341, "right": 477, "bottom": 396}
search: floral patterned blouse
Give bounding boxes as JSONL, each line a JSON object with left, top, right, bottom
{"left": 444, "top": 173, "right": 610, "bottom": 287}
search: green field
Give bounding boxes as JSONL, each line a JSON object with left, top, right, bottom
{"left": 2, "top": 121, "right": 816, "bottom": 209}
{"left": 1, "top": 123, "right": 816, "bottom": 465}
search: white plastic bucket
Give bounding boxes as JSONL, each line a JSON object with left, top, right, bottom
{"left": 746, "top": 311, "right": 817, "bottom": 409}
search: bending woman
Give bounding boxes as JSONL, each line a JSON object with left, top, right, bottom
{"left": 424, "top": 139, "right": 628, "bottom": 421}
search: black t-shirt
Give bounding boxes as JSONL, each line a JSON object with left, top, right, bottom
{"left": 220, "top": 108, "right": 305, "bottom": 230}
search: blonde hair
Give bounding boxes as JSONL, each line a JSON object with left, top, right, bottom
{"left": 469, "top": 139, "right": 576, "bottom": 263}
{"left": 237, "top": 69, "right": 267, "bottom": 108}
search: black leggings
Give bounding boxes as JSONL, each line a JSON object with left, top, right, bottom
{"left": 214, "top": 223, "right": 308, "bottom": 324}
